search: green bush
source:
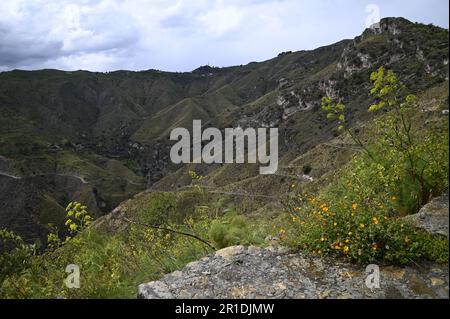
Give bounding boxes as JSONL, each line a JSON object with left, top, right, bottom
{"left": 209, "top": 213, "right": 253, "bottom": 249}
{"left": 139, "top": 193, "right": 177, "bottom": 226}
{"left": 0, "top": 196, "right": 269, "bottom": 298}
{"left": 282, "top": 67, "right": 449, "bottom": 265}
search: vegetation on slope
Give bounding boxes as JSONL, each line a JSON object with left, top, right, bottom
{"left": 0, "top": 68, "right": 448, "bottom": 298}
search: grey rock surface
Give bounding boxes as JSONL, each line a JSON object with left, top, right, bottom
{"left": 138, "top": 245, "right": 449, "bottom": 299}
{"left": 403, "top": 192, "right": 449, "bottom": 237}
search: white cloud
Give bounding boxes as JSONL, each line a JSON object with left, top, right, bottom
{"left": 197, "top": 5, "right": 243, "bottom": 37}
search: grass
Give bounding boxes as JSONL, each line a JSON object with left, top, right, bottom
{"left": 0, "top": 187, "right": 273, "bottom": 298}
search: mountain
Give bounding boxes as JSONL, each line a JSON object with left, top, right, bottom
{"left": 0, "top": 17, "right": 448, "bottom": 248}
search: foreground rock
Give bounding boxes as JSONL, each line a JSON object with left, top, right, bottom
{"left": 403, "top": 192, "right": 449, "bottom": 237}
{"left": 138, "top": 245, "right": 448, "bottom": 299}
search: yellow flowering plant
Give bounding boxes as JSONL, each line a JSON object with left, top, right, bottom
{"left": 281, "top": 67, "right": 449, "bottom": 264}
{"left": 65, "top": 201, "right": 94, "bottom": 236}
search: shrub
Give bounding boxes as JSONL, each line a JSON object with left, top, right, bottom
{"left": 0, "top": 229, "right": 37, "bottom": 283}
{"left": 139, "top": 193, "right": 177, "bottom": 226}
{"left": 208, "top": 212, "right": 263, "bottom": 249}
{"left": 282, "top": 67, "right": 449, "bottom": 265}
{"left": 283, "top": 183, "right": 448, "bottom": 264}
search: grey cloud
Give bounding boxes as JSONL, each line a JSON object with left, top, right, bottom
{"left": 0, "top": 24, "right": 64, "bottom": 67}
{"left": 0, "top": 0, "right": 141, "bottom": 70}
{"left": 0, "top": 0, "right": 448, "bottom": 72}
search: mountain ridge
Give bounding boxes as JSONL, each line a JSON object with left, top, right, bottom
{"left": 0, "top": 16, "right": 448, "bottom": 247}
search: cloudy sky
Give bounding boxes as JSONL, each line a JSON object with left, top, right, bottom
{"left": 0, "top": 0, "right": 448, "bottom": 72}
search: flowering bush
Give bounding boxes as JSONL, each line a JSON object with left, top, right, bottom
{"left": 284, "top": 181, "right": 448, "bottom": 264}
{"left": 282, "top": 67, "right": 449, "bottom": 264}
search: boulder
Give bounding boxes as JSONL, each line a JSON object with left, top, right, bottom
{"left": 138, "top": 245, "right": 448, "bottom": 299}
{"left": 403, "top": 192, "right": 449, "bottom": 237}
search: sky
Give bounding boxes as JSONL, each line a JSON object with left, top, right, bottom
{"left": 0, "top": 0, "right": 448, "bottom": 72}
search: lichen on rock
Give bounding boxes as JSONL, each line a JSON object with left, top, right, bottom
{"left": 138, "top": 245, "right": 449, "bottom": 299}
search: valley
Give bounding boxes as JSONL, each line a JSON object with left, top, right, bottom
{"left": 0, "top": 17, "right": 448, "bottom": 299}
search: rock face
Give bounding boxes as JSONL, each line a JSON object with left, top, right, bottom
{"left": 138, "top": 245, "right": 449, "bottom": 299}
{"left": 403, "top": 192, "right": 449, "bottom": 237}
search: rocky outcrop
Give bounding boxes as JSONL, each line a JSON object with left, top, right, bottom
{"left": 403, "top": 192, "right": 449, "bottom": 237}
{"left": 138, "top": 245, "right": 449, "bottom": 299}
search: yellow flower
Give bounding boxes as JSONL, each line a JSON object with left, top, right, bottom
{"left": 372, "top": 217, "right": 379, "bottom": 225}
{"left": 359, "top": 223, "right": 365, "bottom": 229}
{"left": 391, "top": 196, "right": 396, "bottom": 201}
{"left": 371, "top": 243, "right": 378, "bottom": 251}
{"left": 339, "top": 242, "right": 344, "bottom": 247}
{"left": 322, "top": 206, "right": 329, "bottom": 212}
{"left": 320, "top": 236, "right": 326, "bottom": 242}
{"left": 291, "top": 184, "right": 296, "bottom": 188}
{"left": 69, "top": 223, "right": 77, "bottom": 232}
{"left": 65, "top": 219, "right": 72, "bottom": 226}
{"left": 348, "top": 231, "right": 353, "bottom": 236}
{"left": 334, "top": 245, "right": 340, "bottom": 250}
{"left": 333, "top": 221, "right": 337, "bottom": 227}
{"left": 343, "top": 246, "right": 349, "bottom": 253}
{"left": 351, "top": 203, "right": 358, "bottom": 210}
